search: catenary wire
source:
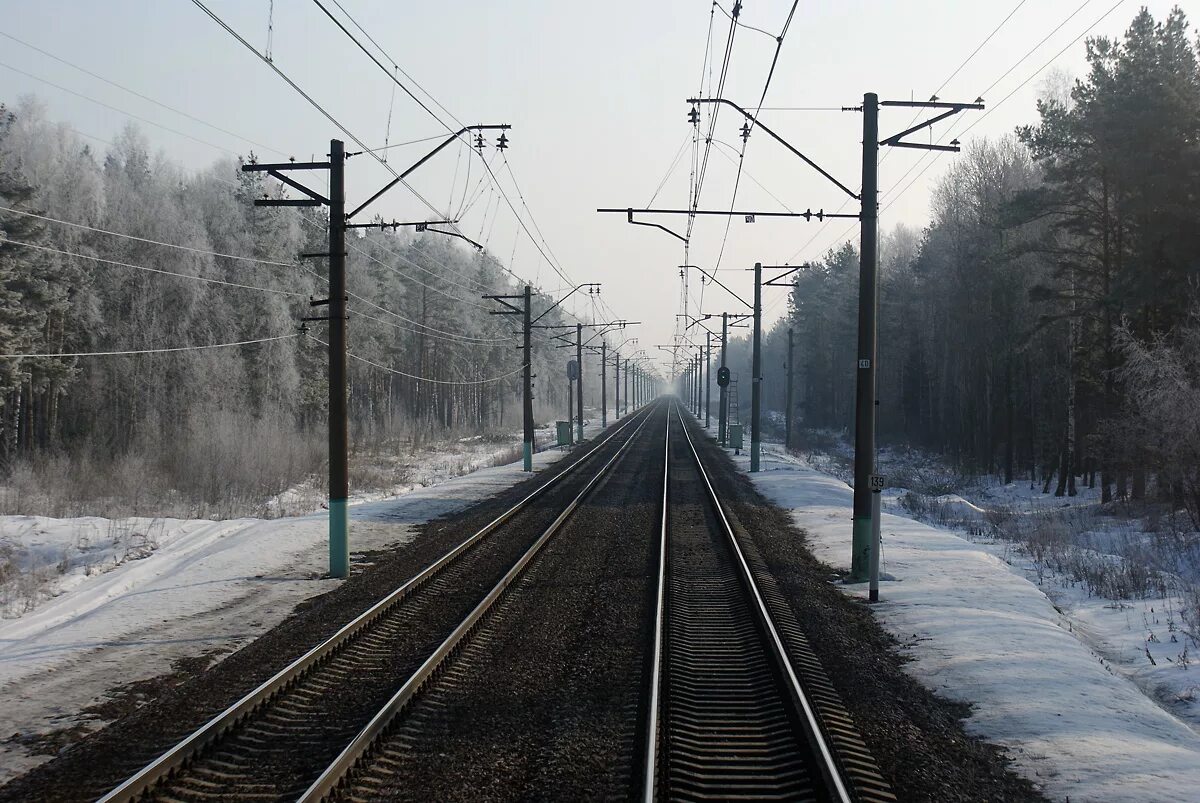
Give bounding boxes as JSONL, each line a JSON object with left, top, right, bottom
{"left": 0, "top": 333, "right": 299, "bottom": 359}
{"left": 0, "top": 60, "right": 240, "bottom": 157}
{"left": 311, "top": 337, "right": 524, "bottom": 385}
{"left": 713, "top": 1, "right": 777, "bottom": 40}
{"left": 0, "top": 30, "right": 289, "bottom": 157}
{"left": 881, "top": 0, "right": 1126, "bottom": 215}
{"left": 345, "top": 292, "right": 512, "bottom": 343}
{"left": 190, "top": 1, "right": 458, "bottom": 232}
{"left": 878, "top": 0, "right": 1099, "bottom": 206}
{"left": 349, "top": 306, "right": 517, "bottom": 345}
{"left": 784, "top": 0, "right": 1108, "bottom": 275}
{"left": 0, "top": 239, "right": 306, "bottom": 296}
{"left": 0, "top": 205, "right": 302, "bottom": 270}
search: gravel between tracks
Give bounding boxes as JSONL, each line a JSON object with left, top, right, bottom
{"left": 0, "top": 410, "right": 653, "bottom": 803}
{"left": 678, "top": 413, "right": 1046, "bottom": 802}
{"left": 3, "top": 403, "right": 1047, "bottom": 802}
{"left": 340, "top": 405, "right": 665, "bottom": 802}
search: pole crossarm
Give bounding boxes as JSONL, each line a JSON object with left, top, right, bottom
{"left": 348, "top": 123, "right": 511, "bottom": 220}
{"left": 530, "top": 283, "right": 601, "bottom": 325}
{"left": 242, "top": 159, "right": 331, "bottom": 207}
{"left": 878, "top": 99, "right": 985, "bottom": 152}
{"left": 344, "top": 218, "right": 455, "bottom": 231}
{"left": 583, "top": 321, "right": 638, "bottom": 347}
{"left": 599, "top": 207, "right": 855, "bottom": 222}
{"left": 688, "top": 97, "right": 859, "bottom": 201}
{"left": 242, "top": 160, "right": 331, "bottom": 171}
{"left": 681, "top": 264, "right": 752, "bottom": 311}
{"left": 594, "top": 208, "right": 688, "bottom": 243}
{"left": 760, "top": 262, "right": 814, "bottom": 287}
{"left": 676, "top": 313, "right": 717, "bottom": 334}
{"left": 420, "top": 226, "right": 484, "bottom": 250}
{"left": 482, "top": 293, "right": 525, "bottom": 315}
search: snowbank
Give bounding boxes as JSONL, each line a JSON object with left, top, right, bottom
{"left": 735, "top": 442, "right": 1200, "bottom": 802}
{"left": 0, "top": 419, "right": 607, "bottom": 783}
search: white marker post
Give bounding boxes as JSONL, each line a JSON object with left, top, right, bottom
{"left": 869, "top": 474, "right": 885, "bottom": 602}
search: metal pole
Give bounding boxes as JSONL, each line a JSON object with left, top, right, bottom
{"left": 852, "top": 93, "right": 880, "bottom": 580}
{"left": 522, "top": 285, "right": 534, "bottom": 471}
{"left": 786, "top": 327, "right": 795, "bottom": 449}
{"left": 624, "top": 358, "right": 629, "bottom": 415}
{"left": 614, "top": 350, "right": 620, "bottom": 420}
{"left": 567, "top": 378, "right": 574, "bottom": 445}
{"left": 576, "top": 323, "right": 584, "bottom": 443}
{"left": 327, "top": 139, "right": 349, "bottom": 579}
{"left": 601, "top": 340, "right": 608, "bottom": 428}
{"left": 705, "top": 332, "right": 712, "bottom": 428}
{"left": 751, "top": 261, "right": 762, "bottom": 473}
{"left": 719, "top": 312, "right": 728, "bottom": 446}
{"left": 869, "top": 487, "right": 882, "bottom": 602}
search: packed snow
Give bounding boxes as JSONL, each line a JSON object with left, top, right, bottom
{"left": 728, "top": 435, "right": 1200, "bottom": 802}
{"left": 0, "top": 416, "right": 609, "bottom": 783}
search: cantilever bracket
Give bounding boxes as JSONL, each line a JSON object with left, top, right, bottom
{"left": 626, "top": 209, "right": 688, "bottom": 244}
{"left": 421, "top": 226, "right": 484, "bottom": 251}
{"left": 879, "top": 99, "right": 985, "bottom": 153}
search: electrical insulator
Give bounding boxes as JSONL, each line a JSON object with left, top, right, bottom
{"left": 740, "top": 122, "right": 751, "bottom": 143}
{"left": 496, "top": 132, "right": 509, "bottom": 150}
{"left": 474, "top": 132, "right": 486, "bottom": 152}
{"left": 688, "top": 106, "right": 700, "bottom": 125}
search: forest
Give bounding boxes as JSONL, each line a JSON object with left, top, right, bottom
{"left": 0, "top": 98, "right": 618, "bottom": 515}
{"left": 727, "top": 7, "right": 1200, "bottom": 527}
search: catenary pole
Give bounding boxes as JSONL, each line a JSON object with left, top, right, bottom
{"left": 601, "top": 340, "right": 608, "bottom": 427}
{"left": 852, "top": 94, "right": 880, "bottom": 580}
{"left": 614, "top": 350, "right": 620, "bottom": 419}
{"left": 786, "top": 327, "right": 795, "bottom": 449}
{"left": 751, "top": 261, "right": 762, "bottom": 473}
{"left": 522, "top": 285, "right": 534, "bottom": 471}
{"left": 328, "top": 139, "right": 349, "bottom": 578}
{"left": 719, "top": 312, "right": 728, "bottom": 446}
{"left": 624, "top": 358, "right": 630, "bottom": 415}
{"left": 705, "top": 331, "right": 712, "bottom": 428}
{"left": 576, "top": 323, "right": 584, "bottom": 442}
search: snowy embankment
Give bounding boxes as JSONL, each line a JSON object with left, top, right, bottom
{"left": 0, "top": 415, "right": 608, "bottom": 783}
{"left": 734, "top": 441, "right": 1200, "bottom": 802}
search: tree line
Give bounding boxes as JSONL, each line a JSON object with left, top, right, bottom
{"left": 727, "top": 8, "right": 1200, "bottom": 523}
{"left": 0, "top": 97, "right": 611, "bottom": 509}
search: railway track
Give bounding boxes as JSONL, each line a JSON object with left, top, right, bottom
{"left": 98, "top": 403, "right": 658, "bottom": 802}
{"left": 642, "top": 404, "right": 894, "bottom": 802}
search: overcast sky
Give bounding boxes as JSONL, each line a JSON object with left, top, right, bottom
{"left": 2, "top": 0, "right": 1193, "bottom": 373}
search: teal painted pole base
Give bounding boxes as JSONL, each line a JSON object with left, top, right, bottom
{"left": 329, "top": 498, "right": 349, "bottom": 579}
{"left": 849, "top": 516, "right": 872, "bottom": 582}
{"left": 523, "top": 440, "right": 533, "bottom": 472}
{"left": 750, "top": 440, "right": 760, "bottom": 473}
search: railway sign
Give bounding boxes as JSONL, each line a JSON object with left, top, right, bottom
{"left": 717, "top": 367, "right": 730, "bottom": 387}
{"left": 869, "top": 474, "right": 886, "bottom": 491}
{"left": 566, "top": 359, "right": 578, "bottom": 380}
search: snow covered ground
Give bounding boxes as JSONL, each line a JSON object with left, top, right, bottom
{"left": 0, "top": 416, "right": 611, "bottom": 783}
{"left": 730, "top": 436, "right": 1200, "bottom": 802}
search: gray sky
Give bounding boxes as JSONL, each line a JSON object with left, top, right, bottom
{"left": 2, "top": 0, "right": 1192, "bottom": 373}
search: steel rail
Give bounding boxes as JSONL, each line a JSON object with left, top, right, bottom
{"left": 668, "top": 405, "right": 853, "bottom": 803}
{"left": 640, "top": 407, "right": 671, "bottom": 801}
{"left": 98, "top": 405, "right": 655, "bottom": 803}
{"left": 300, "top": 405, "right": 660, "bottom": 801}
